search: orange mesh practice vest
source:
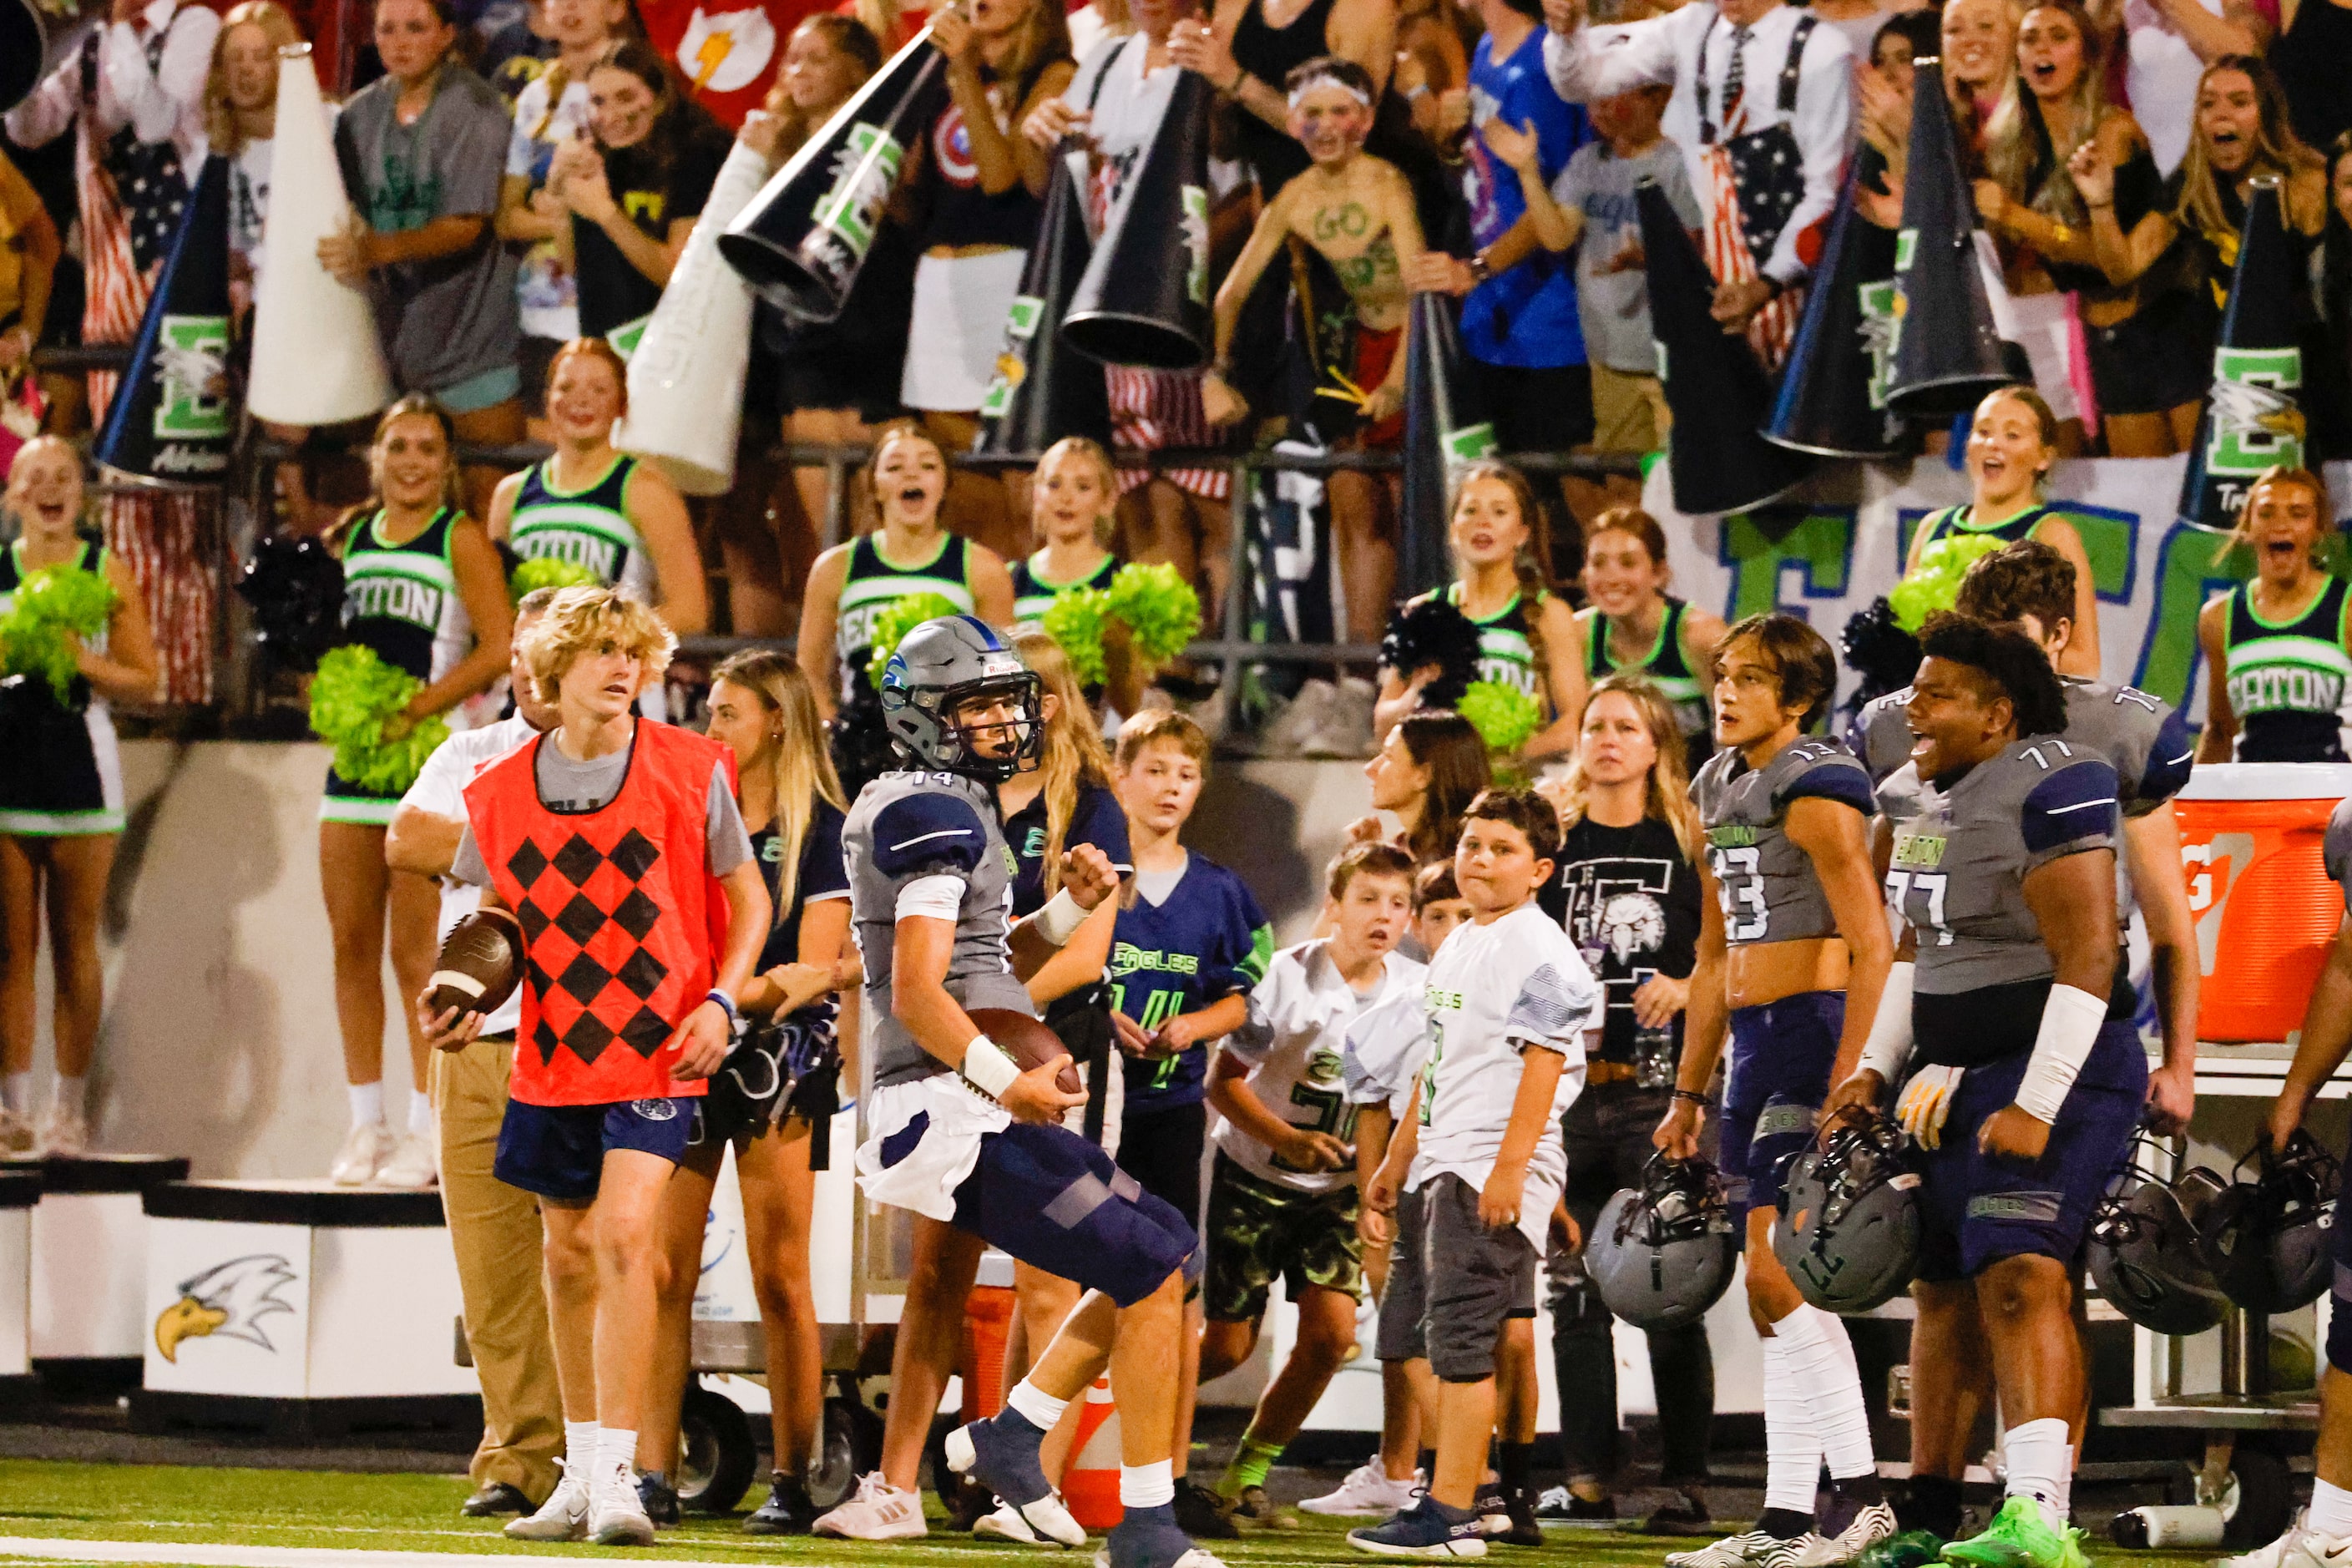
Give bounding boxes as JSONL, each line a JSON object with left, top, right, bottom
{"left": 464, "top": 721, "right": 733, "bottom": 1106}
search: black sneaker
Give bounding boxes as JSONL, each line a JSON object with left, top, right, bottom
{"left": 636, "top": 1471, "right": 680, "bottom": 1529}
{"left": 1474, "top": 1483, "right": 1510, "bottom": 1538}
{"left": 459, "top": 1480, "right": 534, "bottom": 1517}
{"left": 1347, "top": 1496, "right": 1490, "bottom": 1558}
{"left": 1641, "top": 1493, "right": 1714, "bottom": 1536}
{"left": 1497, "top": 1490, "right": 1545, "bottom": 1546}
{"left": 1175, "top": 1479, "right": 1240, "bottom": 1540}
{"left": 742, "top": 1471, "right": 817, "bottom": 1535}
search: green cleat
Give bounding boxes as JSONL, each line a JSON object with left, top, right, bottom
{"left": 1857, "top": 1530, "right": 1947, "bottom": 1568}
{"left": 1939, "top": 1499, "right": 2089, "bottom": 1568}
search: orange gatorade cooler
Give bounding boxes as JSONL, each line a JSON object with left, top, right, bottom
{"left": 2175, "top": 763, "right": 2352, "bottom": 1042}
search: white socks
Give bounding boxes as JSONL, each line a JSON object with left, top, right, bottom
{"left": 1761, "top": 1331, "right": 1824, "bottom": 1515}
{"left": 564, "top": 1419, "right": 601, "bottom": 1482}
{"left": 599, "top": 1426, "right": 639, "bottom": 1485}
{"left": 2002, "top": 1417, "right": 2072, "bottom": 1527}
{"left": 1006, "top": 1379, "right": 1071, "bottom": 1432}
{"left": 1773, "top": 1304, "right": 1878, "bottom": 1481}
{"left": 348, "top": 1080, "right": 385, "bottom": 1129}
{"left": 53, "top": 1073, "right": 84, "bottom": 1113}
{"left": 1, "top": 1072, "right": 28, "bottom": 1115}
{"left": 1120, "top": 1459, "right": 1175, "bottom": 1509}
{"left": 407, "top": 1091, "right": 435, "bottom": 1139}
{"left": 2309, "top": 1479, "right": 2352, "bottom": 1540}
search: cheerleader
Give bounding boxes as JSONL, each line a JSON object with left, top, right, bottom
{"left": 796, "top": 421, "right": 1015, "bottom": 763}
{"left": 638, "top": 651, "right": 852, "bottom": 1534}
{"left": 0, "top": 439, "right": 158, "bottom": 1156}
{"left": 1576, "top": 507, "right": 1725, "bottom": 779}
{"left": 2198, "top": 466, "right": 2352, "bottom": 761}
{"left": 1372, "top": 461, "right": 1586, "bottom": 761}
{"left": 1901, "top": 385, "right": 2102, "bottom": 677}
{"left": 1013, "top": 438, "right": 1141, "bottom": 716}
{"left": 321, "top": 397, "right": 513, "bottom": 1187}
{"left": 485, "top": 338, "right": 706, "bottom": 720}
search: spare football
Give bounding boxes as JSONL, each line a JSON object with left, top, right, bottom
{"left": 427, "top": 908, "right": 524, "bottom": 1020}
{"left": 969, "top": 1007, "right": 1083, "bottom": 1095}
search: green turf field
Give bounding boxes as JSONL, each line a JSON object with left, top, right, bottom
{"left": 0, "top": 1462, "right": 2228, "bottom": 1567}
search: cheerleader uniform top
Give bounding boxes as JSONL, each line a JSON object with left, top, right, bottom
{"left": 2223, "top": 575, "right": 2352, "bottom": 762}
{"left": 1011, "top": 548, "right": 1118, "bottom": 626}
{"left": 1431, "top": 581, "right": 1543, "bottom": 701}
{"left": 0, "top": 533, "right": 126, "bottom": 836}
{"left": 508, "top": 453, "right": 658, "bottom": 606}
{"left": 1910, "top": 502, "right": 2055, "bottom": 558}
{"left": 833, "top": 530, "right": 978, "bottom": 708}
{"left": 322, "top": 506, "right": 473, "bottom": 820}
{"left": 1585, "top": 594, "right": 1712, "bottom": 765}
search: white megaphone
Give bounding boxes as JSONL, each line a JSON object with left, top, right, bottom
{"left": 613, "top": 137, "right": 771, "bottom": 496}
{"left": 247, "top": 43, "right": 392, "bottom": 426}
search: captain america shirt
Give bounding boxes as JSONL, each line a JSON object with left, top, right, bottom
{"left": 1110, "top": 851, "right": 1274, "bottom": 1111}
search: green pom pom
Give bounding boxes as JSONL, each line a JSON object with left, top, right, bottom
{"left": 1041, "top": 587, "right": 1113, "bottom": 688}
{"left": 1889, "top": 533, "right": 2009, "bottom": 633}
{"left": 309, "top": 644, "right": 449, "bottom": 797}
{"left": 1105, "top": 562, "right": 1201, "bottom": 669}
{"left": 864, "top": 592, "right": 969, "bottom": 690}
{"left": 1459, "top": 680, "right": 1545, "bottom": 755}
{"left": 509, "top": 557, "right": 602, "bottom": 602}
{"left": 0, "top": 563, "right": 120, "bottom": 705}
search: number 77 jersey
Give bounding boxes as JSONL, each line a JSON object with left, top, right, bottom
{"left": 1692, "top": 738, "right": 1879, "bottom": 947}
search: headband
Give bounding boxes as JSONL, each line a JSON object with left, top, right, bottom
{"left": 1287, "top": 70, "right": 1372, "bottom": 109}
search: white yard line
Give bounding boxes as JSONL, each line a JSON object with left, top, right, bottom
{"left": 0, "top": 1536, "right": 1024, "bottom": 1565}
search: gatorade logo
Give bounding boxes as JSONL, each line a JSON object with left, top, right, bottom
{"left": 812, "top": 124, "right": 905, "bottom": 260}
{"left": 2182, "top": 832, "right": 2253, "bottom": 977}
{"left": 154, "top": 315, "right": 231, "bottom": 442}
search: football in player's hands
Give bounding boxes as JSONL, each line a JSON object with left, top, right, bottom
{"left": 427, "top": 908, "right": 524, "bottom": 1020}
{"left": 969, "top": 1007, "right": 1084, "bottom": 1095}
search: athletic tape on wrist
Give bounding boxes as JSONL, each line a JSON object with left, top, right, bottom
{"left": 1858, "top": 961, "right": 1916, "bottom": 1081}
{"left": 961, "top": 1034, "right": 1022, "bottom": 1100}
{"left": 2014, "top": 983, "right": 2105, "bottom": 1125}
{"left": 1033, "top": 888, "right": 1088, "bottom": 948}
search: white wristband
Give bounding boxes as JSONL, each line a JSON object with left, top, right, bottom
{"left": 1858, "top": 960, "right": 1916, "bottom": 1083}
{"left": 959, "top": 1034, "right": 1023, "bottom": 1100}
{"left": 1032, "top": 887, "right": 1089, "bottom": 948}
{"left": 2014, "top": 983, "right": 2106, "bottom": 1124}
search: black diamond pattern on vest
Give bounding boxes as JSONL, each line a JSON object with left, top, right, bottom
{"left": 616, "top": 948, "right": 668, "bottom": 1000}
{"left": 508, "top": 824, "right": 684, "bottom": 1066}
{"left": 610, "top": 829, "right": 660, "bottom": 880}
{"left": 613, "top": 888, "right": 662, "bottom": 941}
{"left": 620, "top": 1006, "right": 670, "bottom": 1055}
{"left": 554, "top": 893, "right": 606, "bottom": 946}
{"left": 553, "top": 834, "right": 604, "bottom": 888}
{"left": 511, "top": 839, "right": 550, "bottom": 890}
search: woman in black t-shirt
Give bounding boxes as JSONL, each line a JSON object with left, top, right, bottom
{"left": 639, "top": 650, "right": 854, "bottom": 1535}
{"left": 1533, "top": 672, "right": 1720, "bottom": 1532}
{"left": 554, "top": 38, "right": 731, "bottom": 338}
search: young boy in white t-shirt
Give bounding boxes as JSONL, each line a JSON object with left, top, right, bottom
{"left": 1354, "top": 789, "right": 1598, "bottom": 1559}
{"left": 1198, "top": 842, "right": 1425, "bottom": 1526}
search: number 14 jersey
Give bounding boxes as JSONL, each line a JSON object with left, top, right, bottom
{"left": 1692, "top": 738, "right": 1877, "bottom": 946}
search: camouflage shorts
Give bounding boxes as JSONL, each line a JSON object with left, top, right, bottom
{"left": 1202, "top": 1151, "right": 1363, "bottom": 1323}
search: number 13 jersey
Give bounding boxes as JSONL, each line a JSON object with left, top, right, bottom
{"left": 1692, "top": 738, "right": 1877, "bottom": 946}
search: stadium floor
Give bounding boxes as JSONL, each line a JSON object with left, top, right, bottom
{"left": 0, "top": 1462, "right": 2223, "bottom": 1568}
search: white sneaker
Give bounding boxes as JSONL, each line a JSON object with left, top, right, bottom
{"left": 329, "top": 1121, "right": 393, "bottom": 1186}
{"left": 1792, "top": 1504, "right": 1899, "bottom": 1567}
{"left": 504, "top": 1464, "right": 589, "bottom": 1540}
{"left": 1302, "top": 1463, "right": 1421, "bottom": 1517}
{"left": 0, "top": 1107, "right": 37, "bottom": 1155}
{"left": 36, "top": 1102, "right": 87, "bottom": 1158}
{"left": 1667, "top": 1530, "right": 1811, "bottom": 1568}
{"left": 375, "top": 1132, "right": 438, "bottom": 1189}
{"left": 977, "top": 1500, "right": 1047, "bottom": 1545}
{"left": 589, "top": 1474, "right": 655, "bottom": 1546}
{"left": 2220, "top": 1525, "right": 2352, "bottom": 1568}
{"left": 813, "top": 1472, "right": 928, "bottom": 1540}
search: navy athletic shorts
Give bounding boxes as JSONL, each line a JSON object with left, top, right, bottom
{"left": 949, "top": 1119, "right": 1200, "bottom": 1307}
{"left": 1721, "top": 990, "right": 1844, "bottom": 1226}
{"left": 494, "top": 1096, "right": 697, "bottom": 1202}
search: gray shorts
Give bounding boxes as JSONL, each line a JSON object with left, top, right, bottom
{"left": 1376, "top": 1183, "right": 1430, "bottom": 1363}
{"left": 1420, "top": 1172, "right": 1538, "bottom": 1383}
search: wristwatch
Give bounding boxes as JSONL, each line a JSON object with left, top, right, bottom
{"left": 1466, "top": 250, "right": 1494, "bottom": 286}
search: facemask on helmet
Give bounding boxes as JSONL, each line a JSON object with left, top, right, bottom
{"left": 2197, "top": 1129, "right": 2339, "bottom": 1315}
{"left": 1776, "top": 1111, "right": 1921, "bottom": 1315}
{"left": 2087, "top": 1130, "right": 2229, "bottom": 1336}
{"left": 1585, "top": 1152, "right": 1740, "bottom": 1332}
{"left": 878, "top": 616, "right": 1045, "bottom": 783}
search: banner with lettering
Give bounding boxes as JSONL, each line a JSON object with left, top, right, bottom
{"left": 1646, "top": 455, "right": 2352, "bottom": 724}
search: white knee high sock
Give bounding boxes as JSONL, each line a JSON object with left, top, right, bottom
{"left": 1762, "top": 1331, "right": 1823, "bottom": 1516}
{"left": 599, "top": 1426, "right": 639, "bottom": 1485}
{"left": 2001, "top": 1417, "right": 2072, "bottom": 1529}
{"left": 1772, "top": 1304, "right": 1878, "bottom": 1481}
{"left": 2308, "top": 1478, "right": 2352, "bottom": 1540}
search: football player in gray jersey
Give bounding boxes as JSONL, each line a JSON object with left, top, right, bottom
{"left": 817, "top": 617, "right": 1215, "bottom": 1568}
{"left": 1849, "top": 542, "right": 2199, "bottom": 1547}
{"left": 2225, "top": 797, "right": 2352, "bottom": 1568}
{"left": 1661, "top": 615, "right": 1898, "bottom": 1568}
{"left": 1827, "top": 616, "right": 2143, "bottom": 1568}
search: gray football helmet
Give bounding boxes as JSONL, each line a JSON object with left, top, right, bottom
{"left": 2088, "top": 1136, "right": 2229, "bottom": 1336}
{"left": 2198, "top": 1130, "right": 2339, "bottom": 1315}
{"left": 878, "top": 615, "right": 1044, "bottom": 781}
{"left": 1586, "top": 1153, "right": 1740, "bottom": 1331}
{"left": 1776, "top": 1114, "right": 1920, "bottom": 1314}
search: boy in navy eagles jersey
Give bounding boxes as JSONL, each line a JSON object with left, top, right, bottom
{"left": 1109, "top": 708, "right": 1274, "bottom": 1524}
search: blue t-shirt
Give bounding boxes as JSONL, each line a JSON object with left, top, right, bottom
{"left": 1004, "top": 781, "right": 1132, "bottom": 918}
{"left": 1111, "top": 853, "right": 1274, "bottom": 1111}
{"left": 1459, "top": 25, "right": 1591, "bottom": 370}
{"left": 751, "top": 800, "right": 851, "bottom": 973}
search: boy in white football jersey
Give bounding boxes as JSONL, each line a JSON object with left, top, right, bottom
{"left": 1200, "top": 842, "right": 1426, "bottom": 1525}
{"left": 1354, "top": 789, "right": 1600, "bottom": 1559}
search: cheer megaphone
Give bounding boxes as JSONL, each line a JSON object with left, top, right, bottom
{"left": 97, "top": 153, "right": 233, "bottom": 483}
{"left": 614, "top": 136, "right": 773, "bottom": 494}
{"left": 2177, "top": 174, "right": 2305, "bottom": 528}
{"left": 719, "top": 27, "right": 948, "bottom": 322}
{"left": 1640, "top": 179, "right": 1810, "bottom": 516}
{"left": 1884, "top": 56, "right": 2015, "bottom": 418}
{"left": 1061, "top": 68, "right": 1213, "bottom": 371}
{"left": 248, "top": 43, "right": 392, "bottom": 427}
{"left": 1765, "top": 150, "right": 1901, "bottom": 458}
{"left": 971, "top": 145, "right": 1112, "bottom": 467}
{"left": 1399, "top": 288, "right": 1498, "bottom": 599}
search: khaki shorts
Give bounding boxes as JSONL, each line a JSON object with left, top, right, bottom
{"left": 1590, "top": 364, "right": 1671, "bottom": 455}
